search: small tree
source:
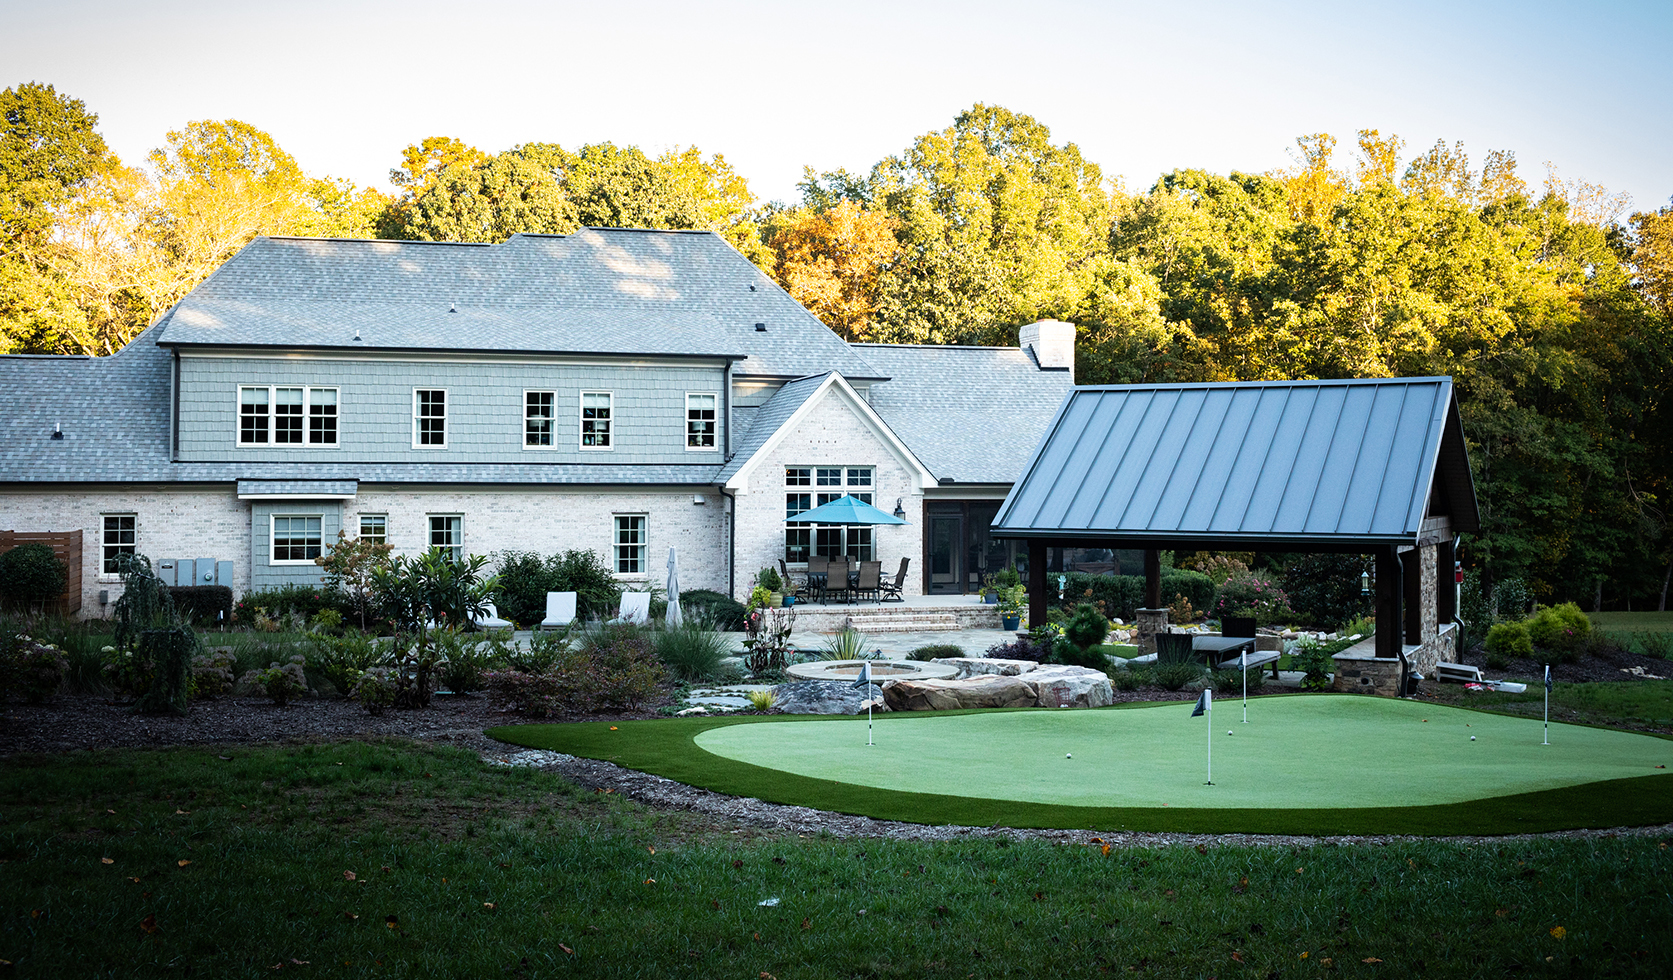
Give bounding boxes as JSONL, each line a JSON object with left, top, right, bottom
{"left": 315, "top": 530, "right": 394, "bottom": 628}
{"left": 112, "top": 554, "right": 197, "bottom": 716}
{"left": 0, "top": 543, "right": 69, "bottom": 612}
{"left": 368, "top": 548, "right": 498, "bottom": 708}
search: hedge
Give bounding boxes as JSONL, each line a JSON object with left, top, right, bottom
{"left": 167, "top": 585, "right": 234, "bottom": 625}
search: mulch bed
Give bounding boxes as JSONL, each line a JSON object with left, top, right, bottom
{"left": 1454, "top": 645, "right": 1671, "bottom": 684}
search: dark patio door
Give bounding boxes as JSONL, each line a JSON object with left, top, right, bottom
{"left": 928, "top": 515, "right": 963, "bottom": 594}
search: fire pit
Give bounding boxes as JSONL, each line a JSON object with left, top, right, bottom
{"left": 784, "top": 659, "right": 960, "bottom": 682}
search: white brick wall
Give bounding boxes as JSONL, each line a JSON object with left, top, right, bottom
{"left": 2, "top": 485, "right": 731, "bottom": 618}
{"left": 731, "top": 389, "right": 924, "bottom": 602}
{"left": 0, "top": 486, "right": 250, "bottom": 615}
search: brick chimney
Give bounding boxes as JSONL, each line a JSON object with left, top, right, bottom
{"left": 1019, "top": 319, "right": 1075, "bottom": 381}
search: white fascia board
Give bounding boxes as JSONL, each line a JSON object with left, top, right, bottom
{"left": 722, "top": 373, "right": 936, "bottom": 494}
{"left": 237, "top": 492, "right": 358, "bottom": 501}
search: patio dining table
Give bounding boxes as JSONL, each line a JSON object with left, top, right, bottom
{"left": 808, "top": 563, "right": 862, "bottom": 604}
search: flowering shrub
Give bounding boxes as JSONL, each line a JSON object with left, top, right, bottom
{"left": 487, "top": 623, "right": 665, "bottom": 715}
{"left": 1212, "top": 571, "right": 1295, "bottom": 625}
{"left": 349, "top": 667, "right": 399, "bottom": 715}
{"left": 101, "top": 643, "right": 153, "bottom": 698}
{"left": 307, "top": 629, "right": 387, "bottom": 694}
{"left": 189, "top": 649, "right": 237, "bottom": 700}
{"left": 1, "top": 634, "right": 69, "bottom": 703}
{"left": 742, "top": 606, "right": 795, "bottom": 677}
{"left": 1526, "top": 602, "right": 1591, "bottom": 652}
{"left": 239, "top": 655, "right": 310, "bottom": 706}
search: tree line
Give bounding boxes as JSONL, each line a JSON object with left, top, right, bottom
{"left": 4, "top": 83, "right": 1670, "bottom": 609}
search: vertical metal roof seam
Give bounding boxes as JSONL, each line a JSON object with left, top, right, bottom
{"left": 1059, "top": 392, "right": 1132, "bottom": 529}
{"left": 1166, "top": 387, "right": 1236, "bottom": 530}
{"left": 1332, "top": 382, "right": 1405, "bottom": 534}
{"left": 1295, "top": 384, "right": 1356, "bottom": 536}
{"left": 1403, "top": 382, "right": 1451, "bottom": 532}
{"left": 1224, "top": 386, "right": 1294, "bottom": 533}
{"left": 1130, "top": 388, "right": 1208, "bottom": 530}
{"left": 1111, "top": 390, "right": 1175, "bottom": 529}
{"left": 1368, "top": 382, "right": 1434, "bottom": 534}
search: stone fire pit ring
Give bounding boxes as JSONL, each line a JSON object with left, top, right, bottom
{"left": 785, "top": 659, "right": 960, "bottom": 682}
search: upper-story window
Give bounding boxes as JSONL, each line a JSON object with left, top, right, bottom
{"left": 581, "top": 392, "right": 612, "bottom": 449}
{"left": 686, "top": 392, "right": 717, "bottom": 450}
{"left": 525, "top": 391, "right": 555, "bottom": 448}
{"left": 240, "top": 386, "right": 337, "bottom": 446}
{"left": 414, "top": 389, "right": 446, "bottom": 447}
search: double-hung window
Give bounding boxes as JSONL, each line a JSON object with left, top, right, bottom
{"left": 239, "top": 386, "right": 338, "bottom": 446}
{"left": 271, "top": 515, "right": 323, "bottom": 563}
{"left": 686, "top": 392, "right": 717, "bottom": 450}
{"left": 581, "top": 392, "right": 612, "bottom": 448}
{"left": 784, "top": 466, "right": 874, "bottom": 560}
{"left": 102, "top": 514, "right": 136, "bottom": 575}
{"left": 614, "top": 515, "right": 646, "bottom": 575}
{"left": 525, "top": 390, "right": 555, "bottom": 447}
{"left": 358, "top": 514, "right": 387, "bottom": 544}
{"left": 414, "top": 389, "right": 446, "bottom": 447}
{"left": 429, "top": 515, "right": 462, "bottom": 562}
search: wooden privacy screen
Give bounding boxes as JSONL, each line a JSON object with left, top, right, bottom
{"left": 0, "top": 530, "right": 84, "bottom": 615}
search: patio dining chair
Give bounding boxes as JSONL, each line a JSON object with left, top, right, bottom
{"left": 855, "top": 560, "right": 883, "bottom": 603}
{"left": 881, "top": 557, "right": 910, "bottom": 602}
{"left": 779, "top": 558, "right": 807, "bottom": 598}
{"left": 804, "top": 557, "right": 829, "bottom": 603}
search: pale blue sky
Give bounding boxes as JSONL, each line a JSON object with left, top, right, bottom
{"left": 5, "top": 0, "right": 1669, "bottom": 212}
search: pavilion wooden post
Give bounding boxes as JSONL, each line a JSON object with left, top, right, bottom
{"left": 1376, "top": 546, "right": 1404, "bottom": 660}
{"left": 1028, "top": 539, "right": 1048, "bottom": 631}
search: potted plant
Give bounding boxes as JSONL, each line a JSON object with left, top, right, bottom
{"left": 997, "top": 584, "right": 1027, "bottom": 631}
{"left": 978, "top": 573, "right": 999, "bottom": 604}
{"left": 757, "top": 566, "right": 784, "bottom": 608}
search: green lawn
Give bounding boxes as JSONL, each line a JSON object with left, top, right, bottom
{"left": 494, "top": 696, "right": 1673, "bottom": 835}
{"left": 1589, "top": 611, "right": 1673, "bottom": 631}
{"left": 4, "top": 740, "right": 1671, "bottom": 978}
{"left": 1434, "top": 678, "right": 1673, "bottom": 727}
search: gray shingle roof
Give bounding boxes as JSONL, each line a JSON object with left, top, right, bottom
{"left": 158, "top": 229, "right": 884, "bottom": 379}
{"left": 715, "top": 373, "right": 831, "bottom": 483}
{"left": 236, "top": 480, "right": 359, "bottom": 497}
{"left": 858, "top": 344, "right": 1075, "bottom": 484}
{"left": 993, "top": 378, "right": 1479, "bottom": 546}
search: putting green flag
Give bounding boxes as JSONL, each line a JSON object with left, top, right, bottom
{"left": 1191, "top": 689, "right": 1211, "bottom": 717}
{"left": 853, "top": 660, "right": 873, "bottom": 689}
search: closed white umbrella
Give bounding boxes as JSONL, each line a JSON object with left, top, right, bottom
{"left": 664, "top": 546, "right": 683, "bottom": 627}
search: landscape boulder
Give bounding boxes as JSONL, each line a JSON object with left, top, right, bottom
{"left": 772, "top": 679, "right": 887, "bottom": 715}
{"left": 882, "top": 674, "right": 1039, "bottom": 712}
{"left": 930, "top": 657, "right": 1039, "bottom": 679}
{"left": 1025, "top": 665, "right": 1114, "bottom": 708}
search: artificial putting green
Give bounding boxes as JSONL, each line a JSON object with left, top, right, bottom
{"left": 490, "top": 694, "right": 1673, "bottom": 835}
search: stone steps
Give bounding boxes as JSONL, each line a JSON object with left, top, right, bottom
{"left": 843, "top": 612, "right": 961, "bottom": 633}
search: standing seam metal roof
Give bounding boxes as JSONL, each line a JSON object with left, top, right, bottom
{"left": 993, "top": 378, "right": 1478, "bottom": 544}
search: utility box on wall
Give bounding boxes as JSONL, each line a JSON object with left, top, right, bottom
{"left": 159, "top": 558, "right": 233, "bottom": 587}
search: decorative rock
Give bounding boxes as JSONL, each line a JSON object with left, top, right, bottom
{"left": 1025, "top": 664, "right": 1114, "bottom": 708}
{"left": 676, "top": 705, "right": 710, "bottom": 716}
{"left": 771, "top": 679, "right": 887, "bottom": 715}
{"left": 883, "top": 674, "right": 1038, "bottom": 712}
{"left": 929, "top": 657, "right": 1039, "bottom": 679}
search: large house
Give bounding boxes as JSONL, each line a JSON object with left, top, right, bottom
{"left": 0, "top": 228, "right": 1074, "bottom": 615}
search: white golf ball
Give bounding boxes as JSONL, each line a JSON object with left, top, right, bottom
{"left": 1470, "top": 735, "right": 1476, "bottom": 741}
{"left": 1227, "top": 730, "right": 1233, "bottom": 736}
{"left": 1066, "top": 753, "right": 1072, "bottom": 759}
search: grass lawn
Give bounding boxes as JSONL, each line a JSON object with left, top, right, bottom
{"left": 1589, "top": 611, "right": 1673, "bottom": 632}
{"left": 4, "top": 739, "right": 1672, "bottom": 978}
{"left": 1435, "top": 679, "right": 1673, "bottom": 728}
{"left": 494, "top": 696, "right": 1673, "bottom": 835}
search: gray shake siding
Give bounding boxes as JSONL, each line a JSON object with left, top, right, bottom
{"left": 248, "top": 501, "right": 343, "bottom": 590}
{"left": 177, "top": 355, "right": 727, "bottom": 464}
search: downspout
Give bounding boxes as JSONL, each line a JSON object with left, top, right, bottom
{"left": 720, "top": 485, "right": 736, "bottom": 599}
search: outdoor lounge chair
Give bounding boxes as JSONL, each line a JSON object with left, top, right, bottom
{"left": 612, "top": 591, "right": 651, "bottom": 625}
{"left": 473, "top": 602, "right": 513, "bottom": 630}
{"left": 539, "top": 591, "right": 576, "bottom": 630}
{"left": 779, "top": 558, "right": 807, "bottom": 599}
{"left": 881, "top": 557, "right": 910, "bottom": 601}
{"left": 855, "top": 560, "right": 883, "bottom": 603}
{"left": 1433, "top": 661, "right": 1485, "bottom": 684}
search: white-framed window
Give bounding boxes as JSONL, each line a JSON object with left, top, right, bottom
{"left": 614, "top": 514, "right": 646, "bottom": 575}
{"left": 271, "top": 515, "right": 323, "bottom": 564}
{"left": 358, "top": 514, "right": 387, "bottom": 544}
{"left": 786, "top": 466, "right": 874, "bottom": 561}
{"left": 581, "top": 391, "right": 612, "bottom": 449}
{"left": 414, "top": 388, "right": 447, "bottom": 447}
{"left": 429, "top": 515, "right": 462, "bottom": 561}
{"left": 101, "top": 514, "right": 136, "bottom": 576}
{"left": 525, "top": 390, "right": 555, "bottom": 448}
{"left": 238, "top": 386, "right": 338, "bottom": 446}
{"left": 686, "top": 392, "right": 717, "bottom": 450}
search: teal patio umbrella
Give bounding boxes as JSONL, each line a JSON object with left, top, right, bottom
{"left": 788, "top": 495, "right": 907, "bottom": 525}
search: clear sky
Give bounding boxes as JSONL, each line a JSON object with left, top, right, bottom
{"left": 6, "top": 0, "right": 1670, "bottom": 211}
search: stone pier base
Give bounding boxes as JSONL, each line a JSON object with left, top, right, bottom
{"left": 1135, "top": 608, "right": 1170, "bottom": 656}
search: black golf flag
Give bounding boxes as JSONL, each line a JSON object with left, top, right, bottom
{"left": 1191, "top": 689, "right": 1211, "bottom": 717}
{"left": 1545, "top": 665, "right": 1552, "bottom": 692}
{"left": 853, "top": 660, "right": 873, "bottom": 689}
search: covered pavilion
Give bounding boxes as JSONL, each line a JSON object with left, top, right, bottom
{"left": 992, "top": 377, "right": 1479, "bottom": 688}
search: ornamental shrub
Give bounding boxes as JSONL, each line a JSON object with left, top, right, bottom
{"left": 907, "top": 643, "right": 964, "bottom": 661}
{"left": 1153, "top": 660, "right": 1204, "bottom": 691}
{"left": 1049, "top": 603, "right": 1111, "bottom": 669}
{"left": 1, "top": 633, "right": 69, "bottom": 703}
{"left": 167, "top": 585, "right": 234, "bottom": 626}
{"left": 1211, "top": 571, "right": 1294, "bottom": 625}
{"left": 239, "top": 654, "right": 310, "bottom": 706}
{"left": 1526, "top": 602, "right": 1591, "bottom": 652}
{"left": 307, "top": 629, "right": 387, "bottom": 694}
{"left": 188, "top": 649, "right": 237, "bottom": 700}
{"left": 348, "top": 666, "right": 398, "bottom": 715}
{"left": 0, "top": 544, "right": 68, "bottom": 609}
{"left": 679, "top": 589, "right": 747, "bottom": 631}
{"left": 235, "top": 584, "right": 352, "bottom": 627}
{"left": 654, "top": 619, "right": 736, "bottom": 683}
{"left": 1160, "top": 570, "right": 1214, "bottom": 615}
{"left": 1484, "top": 621, "right": 1534, "bottom": 659}
{"left": 1289, "top": 640, "right": 1337, "bottom": 691}
{"left": 493, "top": 549, "right": 622, "bottom": 625}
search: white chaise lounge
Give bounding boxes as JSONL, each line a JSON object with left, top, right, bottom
{"left": 540, "top": 591, "right": 577, "bottom": 630}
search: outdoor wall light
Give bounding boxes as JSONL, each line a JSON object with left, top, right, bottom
{"left": 893, "top": 497, "right": 906, "bottom": 518}
{"left": 1361, "top": 570, "right": 1372, "bottom": 596}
